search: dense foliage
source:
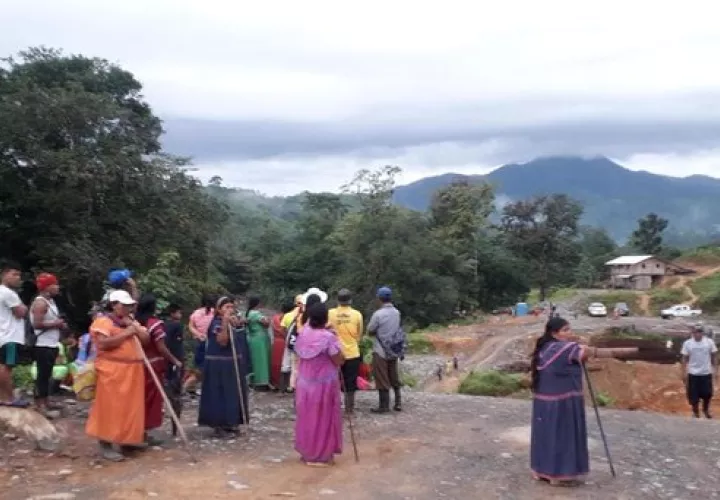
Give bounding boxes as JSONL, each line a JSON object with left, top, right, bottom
{"left": 3, "top": 47, "right": 709, "bottom": 332}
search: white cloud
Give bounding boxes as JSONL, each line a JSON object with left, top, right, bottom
{"left": 4, "top": 0, "right": 720, "bottom": 191}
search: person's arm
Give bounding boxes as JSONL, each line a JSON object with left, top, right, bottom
{"left": 31, "top": 298, "right": 65, "bottom": 330}
{"left": 680, "top": 341, "right": 690, "bottom": 384}
{"left": 328, "top": 337, "right": 345, "bottom": 366}
{"left": 356, "top": 312, "right": 364, "bottom": 342}
{"left": 187, "top": 312, "right": 204, "bottom": 340}
{"left": 95, "top": 327, "right": 135, "bottom": 351}
{"left": 2, "top": 290, "right": 27, "bottom": 319}
{"left": 366, "top": 312, "right": 379, "bottom": 337}
{"left": 129, "top": 321, "right": 150, "bottom": 344}
{"left": 711, "top": 342, "right": 718, "bottom": 381}
{"left": 157, "top": 337, "right": 182, "bottom": 367}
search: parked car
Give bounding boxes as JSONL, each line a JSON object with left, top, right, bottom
{"left": 587, "top": 302, "right": 608, "bottom": 317}
{"left": 614, "top": 302, "right": 630, "bottom": 316}
{"left": 660, "top": 304, "right": 702, "bottom": 319}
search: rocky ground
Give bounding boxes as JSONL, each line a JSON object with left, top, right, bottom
{"left": 3, "top": 390, "right": 720, "bottom": 500}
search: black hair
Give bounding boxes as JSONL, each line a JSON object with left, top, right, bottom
{"left": 247, "top": 296, "right": 261, "bottom": 313}
{"left": 530, "top": 316, "right": 569, "bottom": 391}
{"left": 135, "top": 293, "right": 157, "bottom": 326}
{"left": 337, "top": 288, "right": 352, "bottom": 304}
{"left": 308, "top": 302, "right": 329, "bottom": 329}
{"left": 301, "top": 294, "right": 322, "bottom": 325}
{"left": 201, "top": 294, "right": 215, "bottom": 313}
{"left": 0, "top": 260, "right": 21, "bottom": 274}
{"left": 165, "top": 303, "right": 182, "bottom": 315}
{"left": 281, "top": 298, "right": 295, "bottom": 315}
{"left": 215, "top": 295, "right": 234, "bottom": 314}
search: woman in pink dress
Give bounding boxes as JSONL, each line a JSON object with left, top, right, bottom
{"left": 294, "top": 302, "right": 345, "bottom": 466}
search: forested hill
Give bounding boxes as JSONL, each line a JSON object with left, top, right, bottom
{"left": 392, "top": 156, "right": 720, "bottom": 243}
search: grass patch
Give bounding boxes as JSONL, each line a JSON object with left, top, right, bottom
{"left": 400, "top": 370, "right": 418, "bottom": 388}
{"left": 406, "top": 333, "right": 435, "bottom": 354}
{"left": 679, "top": 246, "right": 720, "bottom": 267}
{"left": 691, "top": 273, "right": 720, "bottom": 314}
{"left": 577, "top": 291, "right": 641, "bottom": 315}
{"left": 526, "top": 287, "right": 579, "bottom": 305}
{"left": 595, "top": 392, "right": 615, "bottom": 407}
{"left": 458, "top": 370, "right": 523, "bottom": 397}
{"left": 649, "top": 288, "right": 691, "bottom": 315}
{"left": 12, "top": 365, "right": 33, "bottom": 391}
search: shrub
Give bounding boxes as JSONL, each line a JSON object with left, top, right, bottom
{"left": 400, "top": 370, "right": 418, "bottom": 388}
{"left": 458, "top": 370, "right": 523, "bottom": 397}
{"left": 692, "top": 273, "right": 720, "bottom": 314}
{"left": 595, "top": 392, "right": 614, "bottom": 407}
{"left": 679, "top": 246, "right": 720, "bottom": 267}
{"left": 12, "top": 365, "right": 33, "bottom": 391}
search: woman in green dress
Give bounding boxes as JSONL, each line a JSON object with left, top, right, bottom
{"left": 246, "top": 296, "right": 271, "bottom": 390}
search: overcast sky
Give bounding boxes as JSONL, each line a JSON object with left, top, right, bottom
{"left": 4, "top": 1, "right": 720, "bottom": 195}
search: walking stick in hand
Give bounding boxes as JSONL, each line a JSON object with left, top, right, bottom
{"left": 582, "top": 363, "right": 616, "bottom": 478}
{"left": 338, "top": 369, "right": 360, "bottom": 462}
{"left": 134, "top": 337, "right": 197, "bottom": 463}
{"left": 228, "top": 325, "right": 250, "bottom": 431}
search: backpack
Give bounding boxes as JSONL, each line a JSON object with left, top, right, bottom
{"left": 286, "top": 318, "right": 299, "bottom": 352}
{"left": 377, "top": 327, "right": 407, "bottom": 360}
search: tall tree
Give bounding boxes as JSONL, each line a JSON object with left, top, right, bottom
{"left": 500, "top": 194, "right": 583, "bottom": 300}
{"left": 0, "top": 47, "right": 224, "bottom": 324}
{"left": 629, "top": 212, "right": 669, "bottom": 254}
{"left": 429, "top": 180, "right": 494, "bottom": 310}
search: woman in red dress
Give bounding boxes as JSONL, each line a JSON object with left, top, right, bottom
{"left": 136, "top": 293, "right": 183, "bottom": 445}
{"left": 270, "top": 300, "right": 295, "bottom": 391}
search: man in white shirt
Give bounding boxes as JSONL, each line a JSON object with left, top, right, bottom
{"left": 681, "top": 324, "right": 718, "bottom": 419}
{"left": 0, "top": 261, "right": 29, "bottom": 407}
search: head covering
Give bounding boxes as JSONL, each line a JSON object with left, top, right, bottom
{"left": 692, "top": 322, "right": 705, "bottom": 333}
{"left": 337, "top": 288, "right": 352, "bottom": 304}
{"left": 108, "top": 268, "right": 132, "bottom": 288}
{"left": 377, "top": 286, "right": 392, "bottom": 300}
{"left": 302, "top": 287, "right": 328, "bottom": 305}
{"left": 215, "top": 296, "right": 233, "bottom": 310}
{"left": 108, "top": 290, "right": 136, "bottom": 305}
{"left": 36, "top": 273, "right": 58, "bottom": 292}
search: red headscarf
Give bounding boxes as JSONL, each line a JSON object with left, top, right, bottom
{"left": 36, "top": 273, "right": 58, "bottom": 292}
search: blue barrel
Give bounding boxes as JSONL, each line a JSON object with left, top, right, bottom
{"left": 515, "top": 302, "right": 528, "bottom": 317}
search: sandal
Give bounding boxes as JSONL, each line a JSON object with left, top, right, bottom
{"left": 0, "top": 399, "right": 30, "bottom": 408}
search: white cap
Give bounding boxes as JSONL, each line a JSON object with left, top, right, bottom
{"left": 108, "top": 290, "right": 136, "bottom": 305}
{"left": 302, "top": 287, "right": 328, "bottom": 305}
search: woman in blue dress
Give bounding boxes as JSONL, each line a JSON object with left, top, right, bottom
{"left": 198, "top": 296, "right": 250, "bottom": 437}
{"left": 530, "top": 317, "right": 636, "bottom": 486}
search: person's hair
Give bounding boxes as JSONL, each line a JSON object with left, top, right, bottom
{"left": 201, "top": 293, "right": 216, "bottom": 313}
{"left": 0, "top": 260, "right": 21, "bottom": 275}
{"left": 308, "top": 302, "right": 329, "bottom": 329}
{"left": 530, "top": 316, "right": 569, "bottom": 391}
{"left": 135, "top": 293, "right": 158, "bottom": 326}
{"left": 165, "top": 303, "right": 182, "bottom": 315}
{"left": 281, "top": 298, "right": 295, "bottom": 314}
{"left": 215, "top": 295, "right": 234, "bottom": 314}
{"left": 247, "top": 296, "right": 261, "bottom": 315}
{"left": 337, "top": 288, "right": 352, "bottom": 304}
{"left": 301, "top": 294, "right": 322, "bottom": 324}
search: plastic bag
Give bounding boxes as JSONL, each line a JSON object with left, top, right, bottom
{"left": 73, "top": 362, "right": 97, "bottom": 401}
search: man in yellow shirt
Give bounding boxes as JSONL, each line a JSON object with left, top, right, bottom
{"left": 328, "top": 289, "right": 363, "bottom": 415}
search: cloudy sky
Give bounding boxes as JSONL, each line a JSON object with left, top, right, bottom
{"left": 4, "top": 1, "right": 720, "bottom": 195}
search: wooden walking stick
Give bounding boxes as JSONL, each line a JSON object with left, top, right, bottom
{"left": 228, "top": 325, "right": 250, "bottom": 431}
{"left": 582, "top": 363, "right": 616, "bottom": 478}
{"left": 338, "top": 369, "right": 360, "bottom": 463}
{"left": 134, "top": 337, "right": 197, "bottom": 463}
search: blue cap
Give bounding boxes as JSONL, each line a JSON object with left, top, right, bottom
{"left": 108, "top": 269, "right": 132, "bottom": 288}
{"left": 377, "top": 286, "right": 392, "bottom": 299}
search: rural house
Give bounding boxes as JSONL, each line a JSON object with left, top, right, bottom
{"left": 605, "top": 255, "right": 694, "bottom": 290}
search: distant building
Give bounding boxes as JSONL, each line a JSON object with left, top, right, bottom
{"left": 605, "top": 255, "right": 694, "bottom": 290}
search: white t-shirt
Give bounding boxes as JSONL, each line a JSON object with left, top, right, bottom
{"left": 0, "top": 284, "right": 25, "bottom": 346}
{"left": 681, "top": 337, "right": 718, "bottom": 376}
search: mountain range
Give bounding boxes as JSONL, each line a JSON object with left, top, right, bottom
{"left": 392, "top": 156, "right": 720, "bottom": 242}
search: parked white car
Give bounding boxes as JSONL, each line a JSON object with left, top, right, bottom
{"left": 587, "top": 302, "right": 608, "bottom": 317}
{"left": 660, "top": 304, "right": 702, "bottom": 319}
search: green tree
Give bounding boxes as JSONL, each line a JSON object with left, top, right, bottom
{"left": 575, "top": 226, "right": 618, "bottom": 286}
{"left": 500, "top": 194, "right": 583, "bottom": 300}
{"left": 0, "top": 47, "right": 225, "bottom": 324}
{"left": 629, "top": 213, "right": 669, "bottom": 254}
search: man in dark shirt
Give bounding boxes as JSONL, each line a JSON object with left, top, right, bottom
{"left": 164, "top": 304, "right": 185, "bottom": 377}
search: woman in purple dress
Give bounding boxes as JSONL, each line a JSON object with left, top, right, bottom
{"left": 294, "top": 302, "right": 345, "bottom": 466}
{"left": 530, "top": 317, "right": 636, "bottom": 486}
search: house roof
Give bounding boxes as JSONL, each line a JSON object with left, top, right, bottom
{"left": 605, "top": 255, "right": 654, "bottom": 266}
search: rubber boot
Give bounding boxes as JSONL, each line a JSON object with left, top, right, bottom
{"left": 393, "top": 387, "right": 402, "bottom": 412}
{"left": 371, "top": 390, "right": 390, "bottom": 414}
{"left": 702, "top": 399, "right": 712, "bottom": 419}
{"left": 99, "top": 441, "right": 125, "bottom": 462}
{"left": 691, "top": 404, "right": 700, "bottom": 418}
{"left": 344, "top": 391, "right": 356, "bottom": 415}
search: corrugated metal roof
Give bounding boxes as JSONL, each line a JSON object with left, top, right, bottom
{"left": 605, "top": 255, "right": 654, "bottom": 265}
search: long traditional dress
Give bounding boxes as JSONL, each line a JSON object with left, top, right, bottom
{"left": 142, "top": 317, "right": 167, "bottom": 431}
{"left": 270, "top": 313, "right": 286, "bottom": 388}
{"left": 530, "top": 340, "right": 589, "bottom": 481}
{"left": 86, "top": 315, "right": 145, "bottom": 445}
{"left": 246, "top": 309, "right": 270, "bottom": 387}
{"left": 294, "top": 325, "right": 343, "bottom": 463}
{"left": 198, "top": 316, "right": 250, "bottom": 429}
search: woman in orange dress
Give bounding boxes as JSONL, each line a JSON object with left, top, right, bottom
{"left": 85, "top": 290, "right": 149, "bottom": 462}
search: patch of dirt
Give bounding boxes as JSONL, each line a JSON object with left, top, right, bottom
{"left": 585, "top": 359, "right": 720, "bottom": 416}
